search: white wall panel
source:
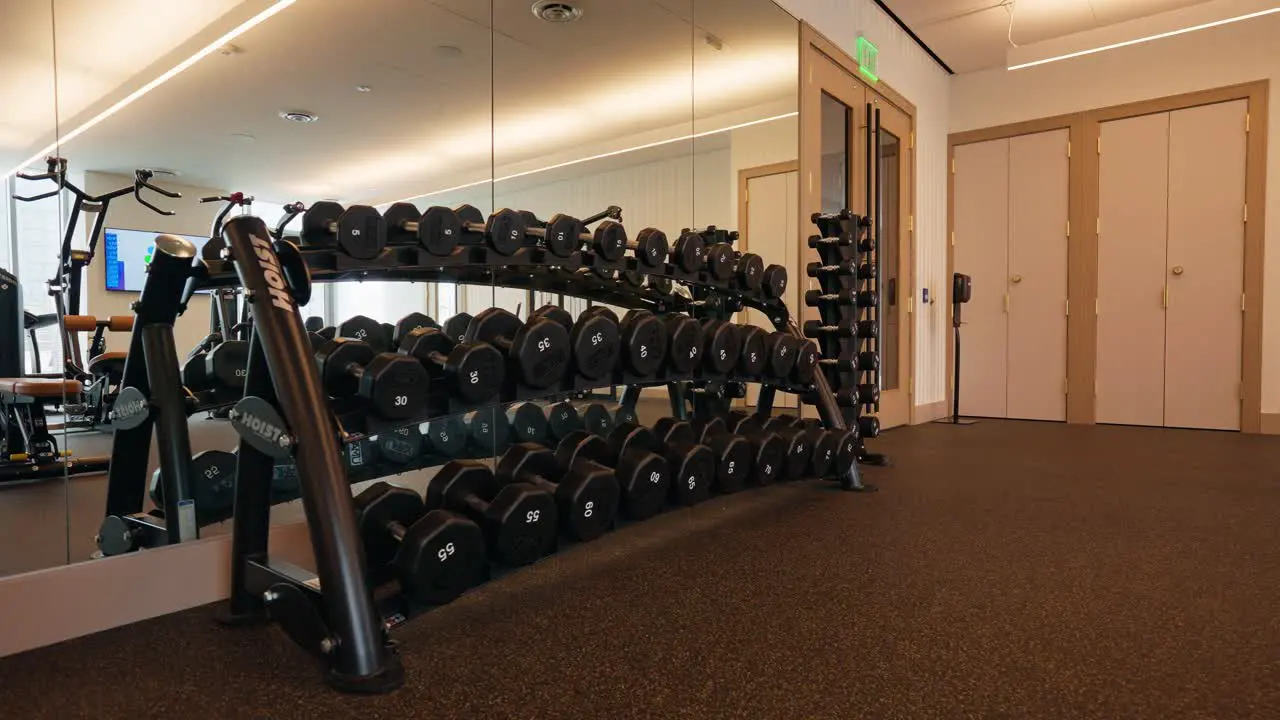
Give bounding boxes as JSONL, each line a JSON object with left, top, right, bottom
{"left": 951, "top": 12, "right": 1280, "bottom": 412}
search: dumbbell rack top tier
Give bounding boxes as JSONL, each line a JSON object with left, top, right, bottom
{"left": 191, "top": 239, "right": 791, "bottom": 324}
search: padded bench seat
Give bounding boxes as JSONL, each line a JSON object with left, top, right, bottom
{"left": 0, "top": 378, "right": 83, "bottom": 398}
{"left": 87, "top": 352, "right": 128, "bottom": 377}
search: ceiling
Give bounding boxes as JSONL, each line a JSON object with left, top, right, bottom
{"left": 886, "top": 0, "right": 1217, "bottom": 73}
{"left": 1, "top": 0, "right": 798, "bottom": 206}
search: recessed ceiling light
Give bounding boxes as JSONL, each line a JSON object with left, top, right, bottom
{"left": 356, "top": 85, "right": 372, "bottom": 93}
{"left": 279, "top": 110, "right": 318, "bottom": 124}
{"left": 532, "top": 1, "right": 583, "bottom": 23}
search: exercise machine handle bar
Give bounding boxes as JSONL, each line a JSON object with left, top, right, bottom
{"left": 202, "top": 192, "right": 254, "bottom": 240}
{"left": 271, "top": 202, "right": 307, "bottom": 240}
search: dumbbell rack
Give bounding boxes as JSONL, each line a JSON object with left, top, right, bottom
{"left": 809, "top": 211, "right": 884, "bottom": 465}
{"left": 100, "top": 207, "right": 876, "bottom": 692}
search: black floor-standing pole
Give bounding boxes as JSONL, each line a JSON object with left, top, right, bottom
{"left": 952, "top": 323, "right": 961, "bottom": 424}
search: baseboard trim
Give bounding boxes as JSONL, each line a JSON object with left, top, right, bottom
{"left": 1260, "top": 413, "right": 1280, "bottom": 435}
{"left": 914, "top": 400, "right": 949, "bottom": 424}
{"left": 0, "top": 520, "right": 315, "bottom": 658}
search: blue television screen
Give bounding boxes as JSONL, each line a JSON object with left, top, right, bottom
{"left": 102, "top": 228, "right": 208, "bottom": 293}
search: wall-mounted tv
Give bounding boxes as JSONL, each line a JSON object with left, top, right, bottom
{"left": 103, "top": 228, "right": 208, "bottom": 293}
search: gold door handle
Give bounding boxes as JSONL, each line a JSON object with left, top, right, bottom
{"left": 1010, "top": 275, "right": 1023, "bottom": 284}
{"left": 1163, "top": 285, "right": 1169, "bottom": 308}
{"left": 1171, "top": 266, "right": 1184, "bottom": 276}
{"left": 1004, "top": 293, "right": 1010, "bottom": 313}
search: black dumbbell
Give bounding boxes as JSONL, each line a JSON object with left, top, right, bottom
{"left": 399, "top": 327, "right": 503, "bottom": 404}
{"left": 700, "top": 320, "right": 741, "bottom": 375}
{"left": 806, "top": 260, "right": 855, "bottom": 278}
{"left": 441, "top": 312, "right": 473, "bottom": 344}
{"left": 382, "top": 202, "right": 451, "bottom": 255}
{"left": 315, "top": 338, "right": 428, "bottom": 419}
{"left": 733, "top": 253, "right": 764, "bottom": 291}
{"left": 426, "top": 460, "right": 558, "bottom": 566}
{"left": 766, "top": 416, "right": 841, "bottom": 479}
{"left": 505, "top": 401, "right": 550, "bottom": 445}
{"left": 761, "top": 264, "right": 788, "bottom": 299}
{"left": 592, "top": 221, "right": 670, "bottom": 269}
{"left": 338, "top": 314, "right": 392, "bottom": 353}
{"left": 737, "top": 325, "right": 767, "bottom": 377}
{"left": 619, "top": 310, "right": 668, "bottom": 377}
{"left": 644, "top": 420, "right": 715, "bottom": 506}
{"left": 464, "top": 407, "right": 511, "bottom": 454}
{"left": 692, "top": 416, "right": 784, "bottom": 486}
{"left": 726, "top": 412, "right": 809, "bottom": 481}
{"left": 147, "top": 450, "right": 237, "bottom": 525}
{"left": 792, "top": 341, "right": 819, "bottom": 385}
{"left": 837, "top": 384, "right": 880, "bottom": 406}
{"left": 610, "top": 404, "right": 639, "bottom": 427}
{"left": 762, "top": 332, "right": 800, "bottom": 381}
{"left": 354, "top": 482, "right": 488, "bottom": 605}
{"left": 182, "top": 339, "right": 249, "bottom": 393}
{"left": 307, "top": 331, "right": 330, "bottom": 353}
{"left": 532, "top": 305, "right": 620, "bottom": 381}
{"left": 374, "top": 424, "right": 424, "bottom": 466}
{"left": 558, "top": 427, "right": 670, "bottom": 521}
{"left": 497, "top": 443, "right": 619, "bottom": 543}
{"left": 423, "top": 415, "right": 468, "bottom": 458}
{"left": 317, "top": 325, "right": 337, "bottom": 340}
{"left": 820, "top": 349, "right": 880, "bottom": 373}
{"left": 655, "top": 417, "right": 750, "bottom": 495}
{"left": 410, "top": 205, "right": 526, "bottom": 256}
{"left": 392, "top": 312, "right": 440, "bottom": 348}
{"left": 856, "top": 262, "right": 876, "bottom": 280}
{"left": 802, "top": 320, "right": 857, "bottom": 339}
{"left": 542, "top": 400, "right": 581, "bottom": 441}
{"left": 574, "top": 401, "right": 614, "bottom": 437}
{"left": 647, "top": 275, "right": 673, "bottom": 295}
{"left": 299, "top": 201, "right": 386, "bottom": 260}
{"left": 662, "top": 314, "right": 703, "bottom": 374}
{"left": 763, "top": 416, "right": 835, "bottom": 479}
{"left": 858, "top": 415, "right": 880, "bottom": 438}
{"left": 704, "top": 243, "right": 736, "bottom": 281}
{"left": 804, "top": 289, "right": 853, "bottom": 306}
{"left": 670, "top": 231, "right": 706, "bottom": 272}
{"left": 466, "top": 308, "right": 569, "bottom": 389}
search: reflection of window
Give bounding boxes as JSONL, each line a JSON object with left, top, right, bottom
{"left": 436, "top": 283, "right": 458, "bottom": 321}
{"left": 4, "top": 176, "right": 66, "bottom": 373}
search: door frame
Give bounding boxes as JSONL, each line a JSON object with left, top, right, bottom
{"left": 737, "top": 160, "right": 799, "bottom": 409}
{"left": 947, "top": 80, "right": 1268, "bottom": 432}
{"left": 799, "top": 23, "right": 918, "bottom": 425}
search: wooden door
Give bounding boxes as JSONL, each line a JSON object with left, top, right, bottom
{"left": 1164, "top": 100, "right": 1246, "bottom": 430}
{"left": 952, "top": 138, "right": 1009, "bottom": 418}
{"left": 1096, "top": 112, "right": 1169, "bottom": 426}
{"left": 1006, "top": 129, "right": 1069, "bottom": 421}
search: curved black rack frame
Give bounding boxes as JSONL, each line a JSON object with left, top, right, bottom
{"left": 102, "top": 213, "right": 864, "bottom": 692}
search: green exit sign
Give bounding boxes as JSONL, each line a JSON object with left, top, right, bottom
{"left": 857, "top": 36, "right": 879, "bottom": 83}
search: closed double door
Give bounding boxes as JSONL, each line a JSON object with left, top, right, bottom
{"left": 1096, "top": 100, "right": 1246, "bottom": 430}
{"left": 953, "top": 129, "right": 1069, "bottom": 421}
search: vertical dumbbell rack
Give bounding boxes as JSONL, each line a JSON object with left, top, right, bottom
{"left": 810, "top": 211, "right": 883, "bottom": 465}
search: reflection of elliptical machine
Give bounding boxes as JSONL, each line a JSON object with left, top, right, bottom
{"left": 6, "top": 157, "right": 179, "bottom": 427}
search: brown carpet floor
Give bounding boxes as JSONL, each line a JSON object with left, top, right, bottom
{"left": 1, "top": 419, "right": 1277, "bottom": 718}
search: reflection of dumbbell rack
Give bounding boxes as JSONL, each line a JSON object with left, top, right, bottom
{"left": 809, "top": 211, "right": 886, "bottom": 466}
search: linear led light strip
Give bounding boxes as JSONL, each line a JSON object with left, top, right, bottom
{"left": 390, "top": 111, "right": 800, "bottom": 204}
{"left": 3, "top": 0, "right": 297, "bottom": 180}
{"left": 1009, "top": 6, "right": 1280, "bottom": 70}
